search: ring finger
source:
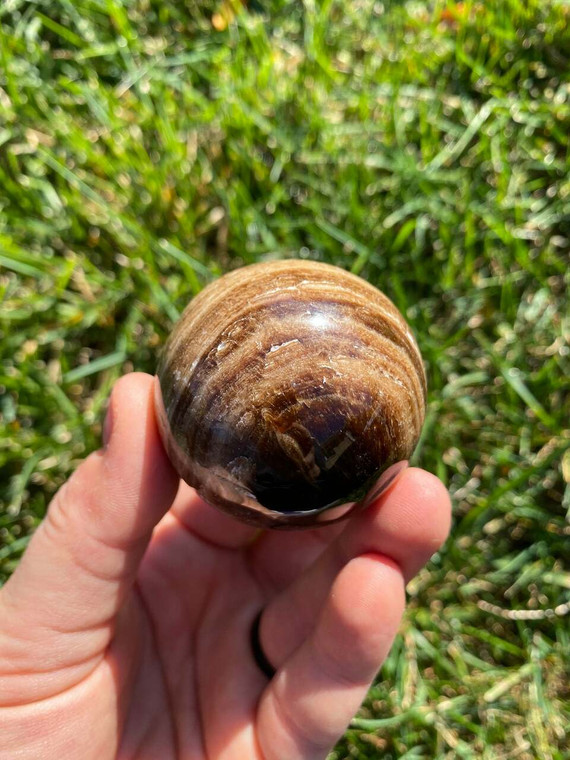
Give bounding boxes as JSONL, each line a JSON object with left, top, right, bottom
{"left": 251, "top": 467, "right": 451, "bottom": 671}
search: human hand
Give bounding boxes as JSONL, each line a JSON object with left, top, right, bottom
{"left": 0, "top": 373, "right": 451, "bottom": 759}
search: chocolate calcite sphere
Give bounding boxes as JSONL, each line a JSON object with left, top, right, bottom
{"left": 155, "top": 260, "right": 426, "bottom": 528}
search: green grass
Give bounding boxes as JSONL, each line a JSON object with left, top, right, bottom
{"left": 1, "top": 0, "right": 569, "bottom": 756}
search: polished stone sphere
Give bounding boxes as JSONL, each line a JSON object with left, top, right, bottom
{"left": 155, "top": 259, "right": 426, "bottom": 528}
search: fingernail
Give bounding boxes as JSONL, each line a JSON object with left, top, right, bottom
{"left": 102, "top": 403, "right": 114, "bottom": 448}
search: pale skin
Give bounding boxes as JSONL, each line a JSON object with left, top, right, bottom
{"left": 0, "top": 373, "right": 451, "bottom": 759}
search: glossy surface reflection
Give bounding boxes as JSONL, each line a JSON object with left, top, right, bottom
{"left": 156, "top": 260, "right": 426, "bottom": 529}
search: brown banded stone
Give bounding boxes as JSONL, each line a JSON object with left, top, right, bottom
{"left": 155, "top": 259, "right": 426, "bottom": 529}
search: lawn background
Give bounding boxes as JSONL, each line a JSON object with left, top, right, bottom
{"left": 1, "top": 0, "right": 569, "bottom": 757}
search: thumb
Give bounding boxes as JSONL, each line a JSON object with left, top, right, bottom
{"left": 0, "top": 372, "right": 179, "bottom": 700}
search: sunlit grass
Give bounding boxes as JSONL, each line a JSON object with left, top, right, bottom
{"left": 1, "top": 0, "right": 569, "bottom": 756}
